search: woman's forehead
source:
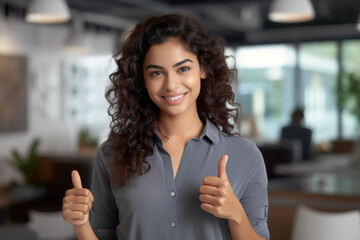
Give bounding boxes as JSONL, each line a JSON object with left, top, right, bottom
{"left": 143, "top": 38, "right": 198, "bottom": 67}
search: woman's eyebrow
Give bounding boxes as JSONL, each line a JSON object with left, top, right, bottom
{"left": 173, "top": 58, "right": 193, "bottom": 67}
{"left": 145, "top": 58, "right": 193, "bottom": 70}
{"left": 145, "top": 64, "right": 163, "bottom": 70}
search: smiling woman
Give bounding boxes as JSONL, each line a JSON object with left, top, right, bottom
{"left": 61, "top": 14, "right": 269, "bottom": 240}
{"left": 143, "top": 38, "right": 205, "bottom": 118}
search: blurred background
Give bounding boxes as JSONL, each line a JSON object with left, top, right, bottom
{"left": 0, "top": 0, "right": 360, "bottom": 239}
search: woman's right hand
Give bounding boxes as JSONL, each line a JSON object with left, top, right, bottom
{"left": 62, "top": 170, "right": 94, "bottom": 226}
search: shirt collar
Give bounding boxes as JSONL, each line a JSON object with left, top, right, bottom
{"left": 199, "top": 119, "right": 220, "bottom": 144}
{"left": 154, "top": 119, "right": 220, "bottom": 145}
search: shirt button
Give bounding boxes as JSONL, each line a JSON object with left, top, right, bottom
{"left": 171, "top": 222, "right": 176, "bottom": 228}
{"left": 170, "top": 191, "right": 176, "bottom": 197}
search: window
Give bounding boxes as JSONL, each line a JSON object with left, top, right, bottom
{"left": 342, "top": 40, "right": 360, "bottom": 139}
{"left": 62, "top": 55, "right": 115, "bottom": 142}
{"left": 299, "top": 42, "right": 338, "bottom": 142}
{"left": 235, "top": 44, "right": 296, "bottom": 141}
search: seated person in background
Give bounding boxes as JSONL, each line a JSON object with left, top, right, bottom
{"left": 281, "top": 108, "right": 312, "bottom": 160}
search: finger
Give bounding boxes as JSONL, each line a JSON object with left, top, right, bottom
{"left": 65, "top": 188, "right": 94, "bottom": 202}
{"left": 218, "top": 154, "right": 228, "bottom": 180}
{"left": 199, "top": 194, "right": 222, "bottom": 205}
{"left": 200, "top": 202, "right": 216, "bottom": 215}
{"left": 72, "top": 170, "right": 83, "bottom": 189}
{"left": 199, "top": 185, "right": 218, "bottom": 194}
{"left": 203, "top": 176, "right": 222, "bottom": 187}
{"left": 63, "top": 197, "right": 92, "bottom": 211}
{"left": 63, "top": 203, "right": 91, "bottom": 214}
{"left": 64, "top": 196, "right": 92, "bottom": 206}
{"left": 87, "top": 189, "right": 94, "bottom": 202}
{"left": 200, "top": 185, "right": 227, "bottom": 198}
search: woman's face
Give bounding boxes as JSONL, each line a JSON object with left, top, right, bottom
{"left": 143, "top": 37, "right": 206, "bottom": 118}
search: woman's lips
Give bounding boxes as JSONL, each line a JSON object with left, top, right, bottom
{"left": 162, "top": 92, "right": 187, "bottom": 105}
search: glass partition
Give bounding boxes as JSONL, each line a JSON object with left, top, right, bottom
{"left": 299, "top": 42, "right": 338, "bottom": 143}
{"left": 235, "top": 44, "right": 296, "bottom": 141}
{"left": 342, "top": 40, "right": 360, "bottom": 139}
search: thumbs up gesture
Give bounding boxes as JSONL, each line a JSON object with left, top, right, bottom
{"left": 62, "top": 170, "right": 94, "bottom": 226}
{"left": 199, "top": 155, "right": 242, "bottom": 222}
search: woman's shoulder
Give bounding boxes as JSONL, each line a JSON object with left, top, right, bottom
{"left": 96, "top": 140, "right": 115, "bottom": 164}
{"left": 218, "top": 131, "right": 263, "bottom": 162}
{"left": 219, "top": 131, "right": 255, "bottom": 148}
{"left": 205, "top": 120, "right": 254, "bottom": 148}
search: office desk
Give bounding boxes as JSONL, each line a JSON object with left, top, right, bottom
{"left": 274, "top": 153, "right": 356, "bottom": 176}
{"left": 0, "top": 186, "right": 46, "bottom": 209}
{"left": 269, "top": 171, "right": 360, "bottom": 197}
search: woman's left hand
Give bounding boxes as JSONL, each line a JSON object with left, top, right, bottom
{"left": 199, "top": 154, "right": 242, "bottom": 223}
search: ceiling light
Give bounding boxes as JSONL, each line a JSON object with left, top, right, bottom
{"left": 64, "top": 34, "right": 91, "bottom": 54}
{"left": 268, "top": 0, "right": 315, "bottom": 23}
{"left": 26, "top": 0, "right": 71, "bottom": 24}
{"left": 64, "top": 18, "right": 91, "bottom": 54}
{"left": 357, "top": 13, "right": 360, "bottom": 31}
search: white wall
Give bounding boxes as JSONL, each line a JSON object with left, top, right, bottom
{"left": 0, "top": 15, "right": 116, "bottom": 160}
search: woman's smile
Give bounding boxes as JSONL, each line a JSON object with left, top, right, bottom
{"left": 163, "top": 92, "right": 188, "bottom": 105}
{"left": 143, "top": 37, "right": 206, "bottom": 118}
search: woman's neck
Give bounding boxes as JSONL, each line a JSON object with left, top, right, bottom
{"left": 157, "top": 112, "right": 204, "bottom": 141}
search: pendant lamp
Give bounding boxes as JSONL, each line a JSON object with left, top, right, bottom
{"left": 268, "top": 0, "right": 315, "bottom": 23}
{"left": 64, "top": 17, "right": 91, "bottom": 54}
{"left": 26, "top": 0, "right": 71, "bottom": 24}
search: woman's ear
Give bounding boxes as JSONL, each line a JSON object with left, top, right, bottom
{"left": 200, "top": 66, "right": 207, "bottom": 79}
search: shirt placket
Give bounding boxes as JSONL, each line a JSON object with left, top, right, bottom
{"left": 161, "top": 147, "right": 178, "bottom": 240}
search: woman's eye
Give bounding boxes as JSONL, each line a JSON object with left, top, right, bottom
{"left": 150, "top": 71, "right": 162, "bottom": 76}
{"left": 179, "top": 67, "right": 190, "bottom": 72}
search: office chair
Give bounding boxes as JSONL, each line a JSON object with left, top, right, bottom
{"left": 291, "top": 205, "right": 360, "bottom": 240}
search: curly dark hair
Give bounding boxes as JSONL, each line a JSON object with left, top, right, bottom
{"left": 106, "top": 13, "right": 239, "bottom": 186}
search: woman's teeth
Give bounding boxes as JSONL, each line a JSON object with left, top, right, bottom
{"left": 166, "top": 94, "right": 184, "bottom": 101}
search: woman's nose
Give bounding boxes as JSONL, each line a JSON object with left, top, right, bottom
{"left": 164, "top": 72, "right": 180, "bottom": 90}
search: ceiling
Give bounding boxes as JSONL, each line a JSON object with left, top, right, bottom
{"left": 5, "top": 0, "right": 360, "bottom": 44}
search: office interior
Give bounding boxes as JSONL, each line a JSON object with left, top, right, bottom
{"left": 0, "top": 0, "right": 360, "bottom": 239}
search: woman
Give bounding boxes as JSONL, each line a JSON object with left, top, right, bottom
{"left": 62, "top": 14, "right": 269, "bottom": 240}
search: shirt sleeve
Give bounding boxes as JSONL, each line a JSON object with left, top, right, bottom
{"left": 89, "top": 145, "right": 119, "bottom": 240}
{"left": 240, "top": 143, "right": 270, "bottom": 240}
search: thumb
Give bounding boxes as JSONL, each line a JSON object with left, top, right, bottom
{"left": 71, "top": 170, "right": 83, "bottom": 188}
{"left": 218, "top": 154, "right": 229, "bottom": 180}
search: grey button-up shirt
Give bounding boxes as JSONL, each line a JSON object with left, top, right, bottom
{"left": 90, "top": 120, "right": 269, "bottom": 240}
